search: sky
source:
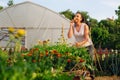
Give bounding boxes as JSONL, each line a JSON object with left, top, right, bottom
{"left": 0, "top": 0, "right": 120, "bottom": 21}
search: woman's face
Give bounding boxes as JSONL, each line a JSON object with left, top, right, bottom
{"left": 74, "top": 13, "right": 82, "bottom": 23}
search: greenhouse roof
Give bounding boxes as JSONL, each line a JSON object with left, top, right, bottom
{"left": 0, "top": 1, "right": 70, "bottom": 29}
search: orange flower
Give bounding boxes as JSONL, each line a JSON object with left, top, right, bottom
{"left": 27, "top": 53, "right": 32, "bottom": 56}
{"left": 57, "top": 53, "right": 61, "bottom": 58}
{"left": 50, "top": 50, "right": 58, "bottom": 54}
{"left": 79, "top": 59, "right": 85, "bottom": 63}
{"left": 45, "top": 50, "right": 49, "bottom": 56}
{"left": 29, "top": 49, "right": 34, "bottom": 54}
{"left": 40, "top": 54, "right": 43, "bottom": 57}
{"left": 46, "top": 53, "right": 48, "bottom": 56}
{"left": 21, "top": 46, "right": 27, "bottom": 52}
{"left": 21, "top": 54, "right": 25, "bottom": 57}
{"left": 32, "top": 60, "right": 36, "bottom": 63}
{"left": 34, "top": 48, "right": 39, "bottom": 51}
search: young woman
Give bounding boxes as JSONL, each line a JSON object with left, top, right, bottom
{"left": 68, "top": 12, "right": 94, "bottom": 59}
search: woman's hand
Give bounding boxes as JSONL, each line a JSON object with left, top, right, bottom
{"left": 68, "top": 20, "right": 74, "bottom": 38}
{"left": 70, "top": 20, "right": 74, "bottom": 27}
{"left": 74, "top": 42, "right": 81, "bottom": 47}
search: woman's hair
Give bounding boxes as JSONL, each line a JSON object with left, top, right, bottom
{"left": 75, "top": 11, "right": 91, "bottom": 29}
{"left": 75, "top": 11, "right": 85, "bottom": 23}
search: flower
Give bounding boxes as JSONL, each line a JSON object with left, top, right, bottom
{"left": 17, "top": 29, "right": 25, "bottom": 37}
{"left": 79, "top": 58, "right": 85, "bottom": 63}
{"left": 97, "top": 48, "right": 103, "bottom": 55}
{"left": 27, "top": 53, "right": 32, "bottom": 56}
{"left": 32, "top": 60, "right": 36, "bottom": 63}
{"left": 67, "top": 59, "right": 71, "bottom": 63}
{"left": 21, "top": 53, "right": 25, "bottom": 57}
{"left": 57, "top": 53, "right": 61, "bottom": 58}
{"left": 45, "top": 50, "right": 49, "bottom": 56}
{"left": 8, "top": 27, "right": 15, "bottom": 33}
{"left": 50, "top": 50, "right": 58, "bottom": 54}
{"left": 39, "top": 53, "right": 44, "bottom": 57}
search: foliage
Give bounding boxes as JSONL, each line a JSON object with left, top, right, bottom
{"left": 89, "top": 18, "right": 98, "bottom": 28}
{"left": 0, "top": 6, "right": 3, "bottom": 10}
{"left": 95, "top": 53, "right": 120, "bottom": 76}
{"left": 115, "top": 5, "right": 120, "bottom": 19}
{"left": 7, "top": 0, "right": 14, "bottom": 6}
{"left": 91, "top": 27, "right": 109, "bottom": 48}
{"left": 0, "top": 42, "right": 93, "bottom": 80}
{"left": 59, "top": 9, "right": 74, "bottom": 20}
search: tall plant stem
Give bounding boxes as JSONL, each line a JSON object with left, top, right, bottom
{"left": 94, "top": 47, "right": 103, "bottom": 72}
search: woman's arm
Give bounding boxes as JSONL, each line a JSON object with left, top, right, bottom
{"left": 75, "top": 23, "right": 90, "bottom": 47}
{"left": 68, "top": 20, "right": 74, "bottom": 38}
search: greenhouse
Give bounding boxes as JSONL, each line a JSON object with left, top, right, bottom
{"left": 0, "top": 1, "right": 74, "bottom": 49}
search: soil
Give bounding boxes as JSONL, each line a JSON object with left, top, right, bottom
{"left": 72, "top": 75, "right": 120, "bottom": 80}
{"left": 95, "top": 76, "right": 120, "bottom": 80}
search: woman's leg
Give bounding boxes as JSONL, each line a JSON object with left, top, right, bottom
{"left": 87, "top": 45, "right": 95, "bottom": 78}
{"left": 87, "top": 45, "right": 94, "bottom": 60}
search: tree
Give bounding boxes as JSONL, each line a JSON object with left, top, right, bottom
{"left": 59, "top": 9, "right": 74, "bottom": 20}
{"left": 0, "top": 6, "right": 3, "bottom": 10}
{"left": 115, "top": 5, "right": 120, "bottom": 20}
{"left": 7, "top": 0, "right": 14, "bottom": 6}
{"left": 115, "top": 5, "right": 120, "bottom": 33}
{"left": 89, "top": 18, "right": 98, "bottom": 28}
{"left": 99, "top": 19, "right": 116, "bottom": 33}
{"left": 60, "top": 10, "right": 90, "bottom": 21}
{"left": 91, "top": 27, "right": 109, "bottom": 48}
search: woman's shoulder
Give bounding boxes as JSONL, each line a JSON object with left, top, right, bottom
{"left": 82, "top": 23, "right": 89, "bottom": 29}
{"left": 82, "top": 23, "right": 90, "bottom": 31}
{"left": 82, "top": 23, "right": 88, "bottom": 26}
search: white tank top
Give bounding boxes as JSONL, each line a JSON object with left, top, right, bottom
{"left": 73, "top": 23, "right": 93, "bottom": 47}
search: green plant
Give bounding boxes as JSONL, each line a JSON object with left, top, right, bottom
{"left": 96, "top": 53, "right": 120, "bottom": 76}
{"left": 0, "top": 40, "right": 94, "bottom": 80}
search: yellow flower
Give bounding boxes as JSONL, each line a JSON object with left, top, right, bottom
{"left": 17, "top": 29, "right": 25, "bottom": 37}
{"left": 8, "top": 27, "right": 15, "bottom": 33}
